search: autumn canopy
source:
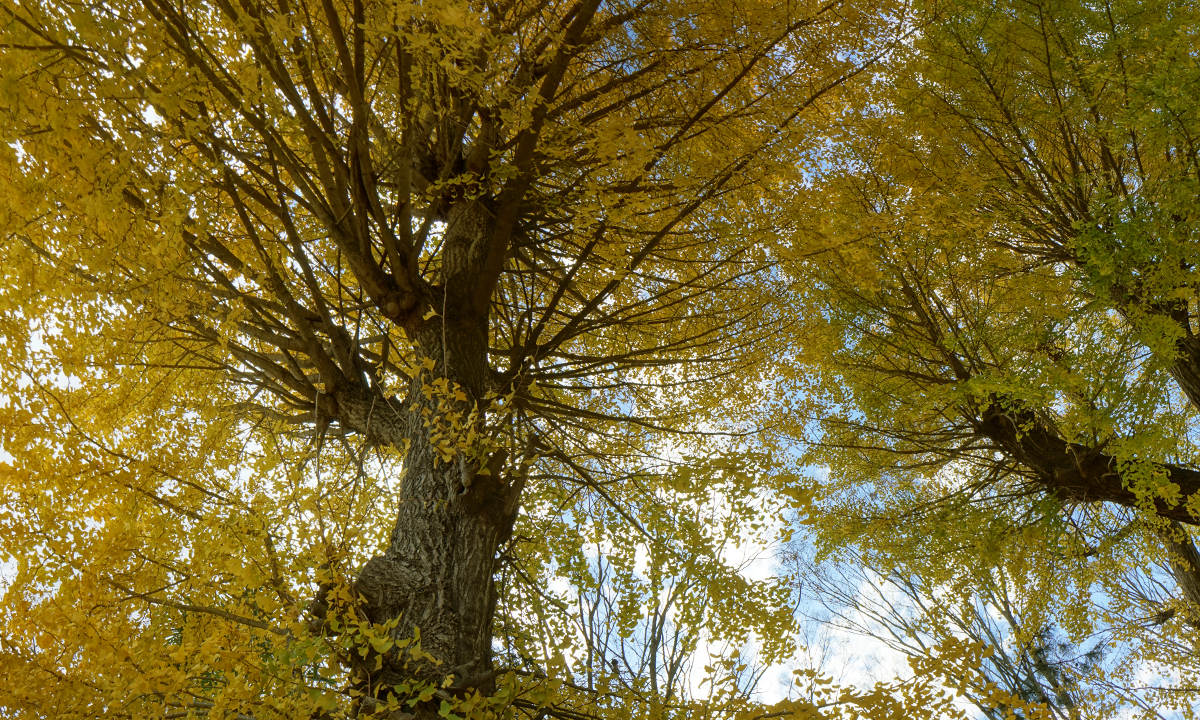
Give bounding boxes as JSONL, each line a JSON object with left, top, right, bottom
{"left": 2, "top": 0, "right": 1200, "bottom": 717}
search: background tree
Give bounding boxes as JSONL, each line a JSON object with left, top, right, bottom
{"left": 778, "top": 0, "right": 1200, "bottom": 712}
{"left": 0, "top": 0, "right": 899, "bottom": 716}
{"left": 494, "top": 453, "right": 796, "bottom": 720}
{"left": 799, "top": 0, "right": 1200, "bottom": 518}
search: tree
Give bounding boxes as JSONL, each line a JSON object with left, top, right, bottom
{"left": 787, "top": 0, "right": 1200, "bottom": 575}
{"left": 0, "top": 0, "right": 895, "bottom": 716}
{"left": 498, "top": 454, "right": 796, "bottom": 720}
{"left": 776, "top": 0, "right": 1200, "bottom": 708}
{"left": 804, "top": 0, "right": 1200, "bottom": 518}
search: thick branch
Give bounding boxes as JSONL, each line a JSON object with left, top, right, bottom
{"left": 977, "top": 401, "right": 1200, "bottom": 524}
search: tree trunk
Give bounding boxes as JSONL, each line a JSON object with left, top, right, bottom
{"left": 1171, "top": 335, "right": 1200, "bottom": 422}
{"left": 352, "top": 309, "right": 521, "bottom": 716}
{"left": 1157, "top": 521, "right": 1200, "bottom": 629}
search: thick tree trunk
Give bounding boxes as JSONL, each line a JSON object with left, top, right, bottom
{"left": 352, "top": 310, "right": 520, "bottom": 715}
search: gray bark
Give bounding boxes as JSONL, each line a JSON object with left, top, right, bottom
{"left": 351, "top": 319, "right": 522, "bottom": 712}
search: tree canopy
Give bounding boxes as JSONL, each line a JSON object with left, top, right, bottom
{"left": 788, "top": 0, "right": 1200, "bottom": 713}
{"left": 0, "top": 0, "right": 899, "bottom": 717}
{"left": 5, "top": 0, "right": 1200, "bottom": 717}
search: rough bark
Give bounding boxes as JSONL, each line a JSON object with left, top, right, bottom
{"left": 344, "top": 194, "right": 529, "bottom": 715}
{"left": 350, "top": 311, "right": 522, "bottom": 713}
